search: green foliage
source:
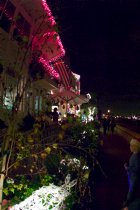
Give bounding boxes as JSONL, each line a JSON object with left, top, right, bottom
{"left": 45, "top": 152, "right": 61, "bottom": 175}
{"left": 3, "top": 174, "right": 54, "bottom": 205}
{"left": 40, "top": 175, "right": 53, "bottom": 186}
{"left": 1, "top": 116, "right": 101, "bottom": 209}
{"left": 65, "top": 121, "right": 99, "bottom": 153}
{"left": 64, "top": 190, "right": 78, "bottom": 210}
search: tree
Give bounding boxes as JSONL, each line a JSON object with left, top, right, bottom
{"left": 0, "top": 1, "right": 63, "bottom": 208}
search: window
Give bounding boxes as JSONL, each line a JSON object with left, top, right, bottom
{"left": 35, "top": 96, "right": 42, "bottom": 114}
{"left": 4, "top": 92, "right": 13, "bottom": 110}
{"left": 0, "top": 0, "right": 15, "bottom": 33}
{"left": 13, "top": 13, "right": 31, "bottom": 44}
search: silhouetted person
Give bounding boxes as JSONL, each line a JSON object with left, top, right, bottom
{"left": 107, "top": 118, "right": 111, "bottom": 131}
{"left": 110, "top": 118, "right": 116, "bottom": 134}
{"left": 123, "top": 138, "right": 140, "bottom": 210}
{"left": 102, "top": 118, "right": 108, "bottom": 135}
{"left": 21, "top": 113, "right": 35, "bottom": 131}
{"left": 52, "top": 108, "right": 59, "bottom": 124}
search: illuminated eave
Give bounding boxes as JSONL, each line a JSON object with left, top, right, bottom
{"left": 39, "top": 56, "right": 60, "bottom": 79}
{"left": 41, "top": 0, "right": 65, "bottom": 60}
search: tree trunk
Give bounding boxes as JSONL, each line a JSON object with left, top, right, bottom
{"left": 0, "top": 126, "right": 14, "bottom": 210}
{"left": 0, "top": 174, "right": 5, "bottom": 210}
{"left": 0, "top": 153, "right": 7, "bottom": 210}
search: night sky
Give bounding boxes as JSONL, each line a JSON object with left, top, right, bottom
{"left": 48, "top": 0, "right": 140, "bottom": 115}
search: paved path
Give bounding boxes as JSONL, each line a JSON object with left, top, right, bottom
{"left": 94, "top": 130, "right": 131, "bottom": 210}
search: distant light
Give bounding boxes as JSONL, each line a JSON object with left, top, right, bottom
{"left": 86, "top": 93, "right": 91, "bottom": 99}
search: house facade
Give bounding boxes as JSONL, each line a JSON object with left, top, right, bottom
{"left": 0, "top": 0, "right": 66, "bottom": 115}
{"left": 0, "top": 0, "right": 88, "bottom": 118}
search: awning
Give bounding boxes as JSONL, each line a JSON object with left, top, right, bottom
{"left": 54, "top": 61, "right": 72, "bottom": 88}
{"left": 51, "top": 89, "right": 89, "bottom": 105}
{"left": 70, "top": 94, "right": 89, "bottom": 105}
{"left": 33, "top": 77, "right": 58, "bottom": 91}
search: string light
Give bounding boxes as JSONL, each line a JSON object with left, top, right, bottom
{"left": 41, "top": 0, "right": 65, "bottom": 59}
{"left": 41, "top": 0, "right": 56, "bottom": 26}
{"left": 10, "top": 175, "right": 77, "bottom": 210}
{"left": 0, "top": 1, "right": 65, "bottom": 63}
{"left": 39, "top": 56, "right": 59, "bottom": 79}
{"left": 33, "top": 31, "right": 65, "bottom": 62}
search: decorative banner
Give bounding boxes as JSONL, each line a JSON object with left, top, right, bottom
{"left": 54, "top": 61, "right": 72, "bottom": 89}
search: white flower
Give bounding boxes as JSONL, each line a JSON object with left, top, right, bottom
{"left": 6, "top": 177, "right": 14, "bottom": 184}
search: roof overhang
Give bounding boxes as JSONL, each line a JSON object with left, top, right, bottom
{"left": 32, "top": 77, "right": 58, "bottom": 91}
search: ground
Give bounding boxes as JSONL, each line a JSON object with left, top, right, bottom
{"left": 94, "top": 130, "right": 131, "bottom": 210}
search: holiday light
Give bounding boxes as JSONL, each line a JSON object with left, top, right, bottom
{"left": 50, "top": 90, "right": 54, "bottom": 95}
{"left": 0, "top": 4, "right": 15, "bottom": 21}
{"left": 0, "top": 6, "right": 12, "bottom": 20}
{"left": 41, "top": 0, "right": 65, "bottom": 59}
{"left": 32, "top": 33, "right": 65, "bottom": 63}
{"left": 86, "top": 93, "right": 91, "bottom": 100}
{"left": 39, "top": 56, "right": 59, "bottom": 79}
{"left": 2, "top": 0, "right": 66, "bottom": 62}
{"left": 11, "top": 175, "right": 77, "bottom": 210}
{"left": 32, "top": 35, "right": 65, "bottom": 63}
{"left": 41, "top": 0, "right": 55, "bottom": 26}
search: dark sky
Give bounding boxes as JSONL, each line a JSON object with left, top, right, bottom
{"left": 48, "top": 0, "right": 140, "bottom": 115}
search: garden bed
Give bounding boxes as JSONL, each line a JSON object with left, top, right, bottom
{"left": 2, "top": 121, "right": 101, "bottom": 210}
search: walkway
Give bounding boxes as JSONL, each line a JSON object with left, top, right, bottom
{"left": 94, "top": 129, "right": 131, "bottom": 210}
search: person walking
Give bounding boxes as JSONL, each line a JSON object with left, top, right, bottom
{"left": 107, "top": 118, "right": 111, "bottom": 131}
{"left": 102, "top": 118, "right": 108, "bottom": 135}
{"left": 123, "top": 138, "right": 140, "bottom": 210}
{"left": 110, "top": 118, "right": 116, "bottom": 134}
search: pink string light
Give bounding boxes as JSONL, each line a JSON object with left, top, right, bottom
{"left": 41, "top": 0, "right": 65, "bottom": 58}
{"left": 32, "top": 30, "right": 65, "bottom": 63}
{"left": 39, "top": 56, "right": 60, "bottom": 79}
{"left": 0, "top": 6, "right": 13, "bottom": 21}
{"left": 41, "top": 0, "right": 55, "bottom": 25}
{"left": 0, "top": 1, "right": 65, "bottom": 62}
{"left": 0, "top": 1, "right": 65, "bottom": 78}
